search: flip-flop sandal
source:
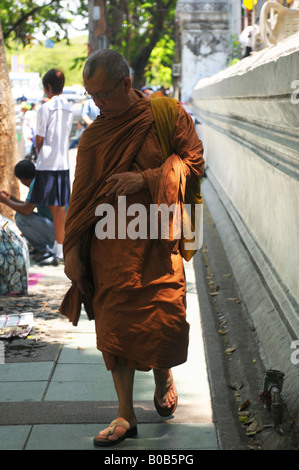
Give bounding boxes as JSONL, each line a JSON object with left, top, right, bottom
{"left": 154, "top": 384, "right": 178, "bottom": 417}
{"left": 93, "top": 418, "right": 138, "bottom": 447}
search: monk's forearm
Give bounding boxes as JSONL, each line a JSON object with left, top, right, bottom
{"left": 64, "top": 241, "right": 86, "bottom": 294}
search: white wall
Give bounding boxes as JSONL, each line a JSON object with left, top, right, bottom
{"left": 176, "top": 0, "right": 229, "bottom": 103}
{"left": 193, "top": 32, "right": 299, "bottom": 419}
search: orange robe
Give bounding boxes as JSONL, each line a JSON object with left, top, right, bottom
{"left": 60, "top": 91, "right": 204, "bottom": 371}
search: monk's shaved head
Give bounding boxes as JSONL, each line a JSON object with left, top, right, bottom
{"left": 83, "top": 49, "right": 130, "bottom": 82}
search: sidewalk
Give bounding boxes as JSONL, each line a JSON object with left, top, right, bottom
{"left": 0, "top": 257, "right": 219, "bottom": 451}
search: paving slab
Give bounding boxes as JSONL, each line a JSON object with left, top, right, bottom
{"left": 25, "top": 422, "right": 218, "bottom": 450}
{"left": 1, "top": 382, "right": 48, "bottom": 402}
{"left": 0, "top": 251, "right": 219, "bottom": 451}
{"left": 0, "top": 361, "right": 54, "bottom": 382}
{"left": 1, "top": 161, "right": 221, "bottom": 450}
{"left": 0, "top": 426, "right": 31, "bottom": 450}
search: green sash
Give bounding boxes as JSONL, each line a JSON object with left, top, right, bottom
{"left": 150, "top": 97, "right": 202, "bottom": 261}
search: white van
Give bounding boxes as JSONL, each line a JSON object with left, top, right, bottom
{"left": 9, "top": 72, "right": 44, "bottom": 102}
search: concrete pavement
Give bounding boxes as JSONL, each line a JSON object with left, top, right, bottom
{"left": 2, "top": 146, "right": 296, "bottom": 451}
{"left": 2, "top": 195, "right": 295, "bottom": 450}
{"left": 1, "top": 148, "right": 222, "bottom": 452}
{"left": 0, "top": 254, "right": 220, "bottom": 451}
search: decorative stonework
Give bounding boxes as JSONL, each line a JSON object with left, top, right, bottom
{"left": 177, "top": 1, "right": 227, "bottom": 13}
{"left": 185, "top": 30, "right": 226, "bottom": 57}
{"left": 176, "top": 0, "right": 229, "bottom": 101}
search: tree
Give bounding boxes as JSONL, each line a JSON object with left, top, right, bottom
{"left": 0, "top": 1, "right": 177, "bottom": 218}
{"left": 5, "top": 37, "right": 88, "bottom": 86}
{"left": 105, "top": 0, "right": 177, "bottom": 89}
{"left": 1, "top": 0, "right": 177, "bottom": 88}
{"left": 144, "top": 34, "right": 175, "bottom": 87}
{"left": 1, "top": 0, "right": 87, "bottom": 45}
{"left": 0, "top": 19, "right": 19, "bottom": 220}
{"left": 0, "top": 1, "right": 88, "bottom": 220}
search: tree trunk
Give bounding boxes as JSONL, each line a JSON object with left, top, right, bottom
{"left": 0, "top": 19, "right": 19, "bottom": 220}
{"left": 130, "top": 1, "right": 172, "bottom": 89}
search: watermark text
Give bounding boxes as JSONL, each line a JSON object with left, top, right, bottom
{"left": 291, "top": 80, "right": 299, "bottom": 104}
{"left": 95, "top": 196, "right": 203, "bottom": 250}
{"left": 290, "top": 340, "right": 299, "bottom": 365}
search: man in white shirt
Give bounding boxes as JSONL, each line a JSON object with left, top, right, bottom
{"left": 31, "top": 69, "right": 73, "bottom": 262}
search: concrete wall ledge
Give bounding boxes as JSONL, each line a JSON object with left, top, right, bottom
{"left": 193, "top": 31, "right": 299, "bottom": 97}
{"left": 193, "top": 32, "right": 299, "bottom": 419}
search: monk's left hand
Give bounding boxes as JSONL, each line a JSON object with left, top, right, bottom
{"left": 106, "top": 172, "right": 145, "bottom": 199}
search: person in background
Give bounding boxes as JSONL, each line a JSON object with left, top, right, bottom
{"left": 69, "top": 120, "right": 85, "bottom": 149}
{"left": 149, "top": 86, "right": 167, "bottom": 99}
{"left": 0, "top": 160, "right": 56, "bottom": 264}
{"left": 23, "top": 103, "right": 38, "bottom": 161}
{"left": 30, "top": 68, "right": 73, "bottom": 263}
{"left": 81, "top": 97, "right": 100, "bottom": 126}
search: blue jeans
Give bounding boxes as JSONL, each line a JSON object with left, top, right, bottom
{"left": 15, "top": 212, "right": 55, "bottom": 252}
{"left": 69, "top": 138, "right": 80, "bottom": 149}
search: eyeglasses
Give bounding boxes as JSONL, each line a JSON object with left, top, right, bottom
{"left": 84, "top": 77, "right": 124, "bottom": 101}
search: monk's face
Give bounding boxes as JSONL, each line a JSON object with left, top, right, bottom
{"left": 84, "top": 66, "right": 132, "bottom": 118}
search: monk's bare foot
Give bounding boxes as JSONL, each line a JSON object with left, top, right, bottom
{"left": 153, "top": 369, "right": 177, "bottom": 409}
{"left": 98, "top": 423, "right": 126, "bottom": 442}
{"left": 94, "top": 417, "right": 138, "bottom": 445}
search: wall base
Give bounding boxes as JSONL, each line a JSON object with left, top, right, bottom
{"left": 202, "top": 172, "right": 299, "bottom": 421}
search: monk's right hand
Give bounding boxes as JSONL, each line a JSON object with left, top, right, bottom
{"left": 64, "top": 246, "right": 86, "bottom": 295}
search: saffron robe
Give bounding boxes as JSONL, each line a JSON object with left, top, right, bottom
{"left": 60, "top": 91, "right": 204, "bottom": 371}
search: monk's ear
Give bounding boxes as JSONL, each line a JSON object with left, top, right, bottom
{"left": 123, "top": 77, "right": 131, "bottom": 94}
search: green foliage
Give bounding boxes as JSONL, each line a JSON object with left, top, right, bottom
{"left": 0, "top": 0, "right": 87, "bottom": 45}
{"left": 144, "top": 35, "right": 175, "bottom": 87}
{"left": 107, "top": 0, "right": 175, "bottom": 58}
{"left": 227, "top": 34, "right": 242, "bottom": 65}
{"left": 106, "top": 0, "right": 177, "bottom": 87}
{"left": 1, "top": 0, "right": 177, "bottom": 87}
{"left": 227, "top": 58, "right": 240, "bottom": 67}
{"left": 5, "top": 36, "right": 88, "bottom": 85}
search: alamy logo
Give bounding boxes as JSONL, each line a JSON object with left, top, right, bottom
{"left": 94, "top": 196, "right": 203, "bottom": 251}
{"left": 291, "top": 80, "right": 299, "bottom": 104}
{"left": 290, "top": 340, "right": 299, "bottom": 365}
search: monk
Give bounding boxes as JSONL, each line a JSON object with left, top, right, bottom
{"left": 60, "top": 49, "right": 204, "bottom": 446}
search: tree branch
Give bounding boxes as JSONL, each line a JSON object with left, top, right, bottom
{"left": 3, "top": 0, "right": 60, "bottom": 39}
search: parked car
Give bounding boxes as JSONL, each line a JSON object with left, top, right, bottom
{"left": 62, "top": 86, "right": 85, "bottom": 104}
